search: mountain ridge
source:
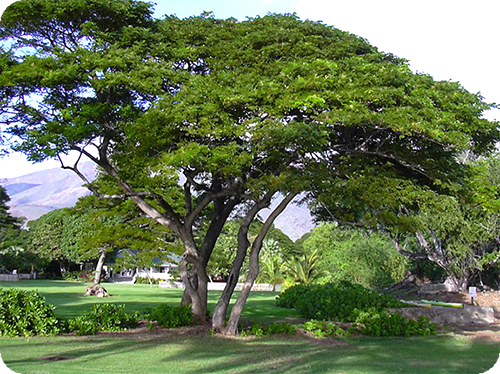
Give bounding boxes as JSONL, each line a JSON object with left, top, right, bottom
{"left": 2, "top": 163, "right": 315, "bottom": 240}
{"left": 2, "top": 162, "right": 96, "bottom": 222}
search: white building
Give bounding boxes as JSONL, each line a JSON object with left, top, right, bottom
{"left": 104, "top": 250, "right": 180, "bottom": 282}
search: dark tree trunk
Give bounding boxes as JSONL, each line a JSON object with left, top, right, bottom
{"left": 179, "top": 238, "right": 210, "bottom": 324}
{"left": 181, "top": 195, "right": 240, "bottom": 326}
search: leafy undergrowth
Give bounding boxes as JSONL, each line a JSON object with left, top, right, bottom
{"left": 275, "top": 282, "right": 437, "bottom": 337}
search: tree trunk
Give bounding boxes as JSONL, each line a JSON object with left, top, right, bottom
{"left": 85, "top": 248, "right": 109, "bottom": 297}
{"left": 179, "top": 195, "right": 240, "bottom": 326}
{"left": 211, "top": 193, "right": 274, "bottom": 331}
{"left": 93, "top": 247, "right": 107, "bottom": 285}
{"left": 179, "top": 241, "right": 209, "bottom": 324}
{"left": 224, "top": 192, "right": 297, "bottom": 335}
{"left": 210, "top": 221, "right": 251, "bottom": 331}
{"left": 393, "top": 231, "right": 480, "bottom": 294}
{"left": 444, "top": 274, "right": 473, "bottom": 293}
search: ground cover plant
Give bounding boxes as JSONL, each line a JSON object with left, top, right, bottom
{"left": 239, "top": 321, "right": 297, "bottom": 337}
{"left": 354, "top": 311, "right": 436, "bottom": 337}
{"left": 277, "top": 282, "right": 437, "bottom": 337}
{"left": 143, "top": 304, "right": 193, "bottom": 329}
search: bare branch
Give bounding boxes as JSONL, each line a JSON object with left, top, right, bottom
{"left": 184, "top": 190, "right": 233, "bottom": 230}
{"left": 184, "top": 181, "right": 193, "bottom": 215}
{"left": 183, "top": 170, "right": 210, "bottom": 192}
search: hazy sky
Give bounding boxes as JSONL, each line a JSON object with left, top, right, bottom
{"left": 0, "top": 0, "right": 498, "bottom": 178}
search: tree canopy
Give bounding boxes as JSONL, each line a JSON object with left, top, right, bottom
{"left": 1, "top": 0, "right": 498, "bottom": 332}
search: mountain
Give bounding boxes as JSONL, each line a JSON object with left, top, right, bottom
{"left": 2, "top": 162, "right": 96, "bottom": 221}
{"left": 260, "top": 194, "right": 316, "bottom": 241}
{"left": 2, "top": 163, "right": 315, "bottom": 240}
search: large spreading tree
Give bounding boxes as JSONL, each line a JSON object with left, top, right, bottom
{"left": 0, "top": 0, "right": 498, "bottom": 333}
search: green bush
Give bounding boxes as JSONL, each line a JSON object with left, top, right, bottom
{"left": 144, "top": 304, "right": 193, "bottom": 328}
{"left": 355, "top": 310, "right": 436, "bottom": 337}
{"left": 302, "top": 319, "right": 350, "bottom": 337}
{"left": 62, "top": 270, "right": 93, "bottom": 282}
{"left": 240, "top": 321, "right": 296, "bottom": 337}
{"left": 302, "top": 224, "right": 408, "bottom": 288}
{"left": 68, "top": 304, "right": 140, "bottom": 336}
{"left": 274, "top": 283, "right": 310, "bottom": 309}
{"left": 276, "top": 281, "right": 407, "bottom": 322}
{"left": 134, "top": 277, "right": 166, "bottom": 285}
{"left": 0, "top": 288, "right": 63, "bottom": 337}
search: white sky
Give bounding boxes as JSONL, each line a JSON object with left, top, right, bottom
{"left": 0, "top": 0, "right": 498, "bottom": 178}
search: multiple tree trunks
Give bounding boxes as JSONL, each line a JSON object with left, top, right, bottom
{"left": 85, "top": 284, "right": 109, "bottom": 298}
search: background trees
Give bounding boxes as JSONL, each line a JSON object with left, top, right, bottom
{"left": 1, "top": 0, "right": 498, "bottom": 333}
{"left": 301, "top": 224, "right": 407, "bottom": 289}
{"left": 311, "top": 156, "right": 500, "bottom": 291}
{"left": 0, "top": 185, "right": 38, "bottom": 273}
{"left": 207, "top": 220, "right": 298, "bottom": 282}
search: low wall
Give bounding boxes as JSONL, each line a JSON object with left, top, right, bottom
{"left": 158, "top": 281, "right": 281, "bottom": 292}
{"left": 0, "top": 274, "right": 19, "bottom": 281}
{"left": 392, "top": 305, "right": 495, "bottom": 325}
{"left": 420, "top": 283, "right": 455, "bottom": 294}
{"left": 158, "top": 281, "right": 184, "bottom": 289}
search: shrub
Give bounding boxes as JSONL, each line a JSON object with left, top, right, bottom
{"left": 303, "top": 224, "right": 408, "bottom": 289}
{"left": 240, "top": 321, "right": 296, "bottom": 337}
{"left": 275, "top": 283, "right": 310, "bottom": 309}
{"left": 276, "top": 281, "right": 407, "bottom": 322}
{"left": 68, "top": 304, "right": 140, "bottom": 336}
{"left": 134, "top": 277, "right": 165, "bottom": 285}
{"left": 62, "top": 270, "right": 93, "bottom": 282}
{"left": 302, "top": 319, "right": 350, "bottom": 337}
{"left": 0, "top": 288, "right": 63, "bottom": 337}
{"left": 143, "top": 304, "right": 193, "bottom": 328}
{"left": 355, "top": 310, "right": 437, "bottom": 337}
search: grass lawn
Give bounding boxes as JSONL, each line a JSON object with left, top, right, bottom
{"left": 0, "top": 280, "right": 498, "bottom": 374}
{"left": 0, "top": 280, "right": 296, "bottom": 321}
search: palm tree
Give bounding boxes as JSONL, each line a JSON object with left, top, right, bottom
{"left": 258, "top": 254, "right": 286, "bottom": 291}
{"left": 288, "top": 248, "right": 324, "bottom": 285}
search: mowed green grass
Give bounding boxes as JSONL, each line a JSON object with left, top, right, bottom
{"left": 1, "top": 330, "right": 498, "bottom": 374}
{"left": 0, "top": 280, "right": 498, "bottom": 374}
{"left": 0, "top": 280, "right": 296, "bottom": 321}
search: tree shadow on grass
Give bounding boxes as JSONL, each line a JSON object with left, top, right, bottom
{"left": 158, "top": 334, "right": 500, "bottom": 374}
{"left": 2, "top": 330, "right": 499, "bottom": 374}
